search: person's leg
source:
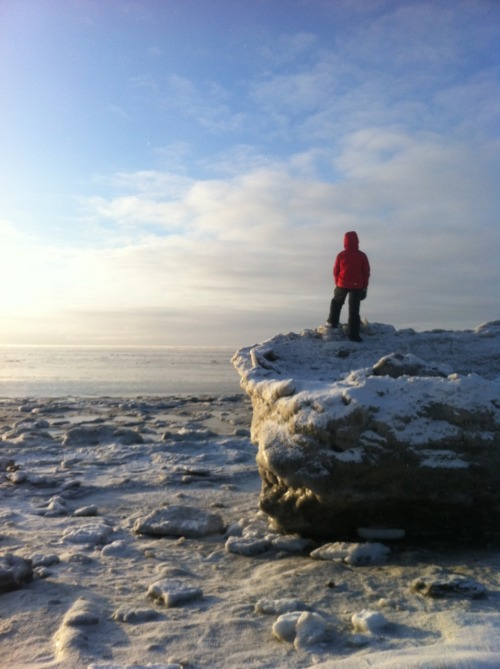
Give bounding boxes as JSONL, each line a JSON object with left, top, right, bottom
{"left": 328, "top": 287, "right": 347, "bottom": 326}
{"left": 347, "top": 289, "right": 363, "bottom": 341}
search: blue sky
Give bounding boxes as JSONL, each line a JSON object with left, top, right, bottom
{"left": 0, "top": 0, "right": 499, "bottom": 346}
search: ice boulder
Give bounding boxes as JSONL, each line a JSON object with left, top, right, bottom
{"left": 0, "top": 553, "right": 33, "bottom": 593}
{"left": 133, "top": 504, "right": 224, "bottom": 538}
{"left": 232, "top": 322, "right": 500, "bottom": 541}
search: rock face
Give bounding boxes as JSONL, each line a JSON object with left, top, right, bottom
{"left": 232, "top": 322, "right": 500, "bottom": 541}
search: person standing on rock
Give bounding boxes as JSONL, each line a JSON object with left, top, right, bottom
{"left": 327, "top": 231, "right": 370, "bottom": 342}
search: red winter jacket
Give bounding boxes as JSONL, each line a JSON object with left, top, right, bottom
{"left": 333, "top": 231, "right": 370, "bottom": 289}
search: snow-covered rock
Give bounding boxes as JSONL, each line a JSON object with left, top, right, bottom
{"left": 225, "top": 535, "right": 271, "bottom": 556}
{"left": 272, "top": 610, "right": 327, "bottom": 649}
{"left": 133, "top": 504, "right": 224, "bottom": 538}
{"left": 351, "top": 609, "right": 388, "bottom": 634}
{"left": 29, "top": 552, "right": 60, "bottom": 568}
{"left": 232, "top": 322, "right": 500, "bottom": 540}
{"left": 63, "top": 424, "right": 143, "bottom": 446}
{"left": 0, "top": 553, "right": 33, "bottom": 592}
{"left": 53, "top": 597, "right": 100, "bottom": 663}
{"left": 112, "top": 606, "right": 160, "bottom": 623}
{"left": 410, "top": 571, "right": 486, "bottom": 599}
{"left": 100, "top": 539, "right": 138, "bottom": 558}
{"left": 62, "top": 522, "right": 113, "bottom": 545}
{"left": 310, "top": 541, "right": 390, "bottom": 565}
{"left": 147, "top": 578, "right": 203, "bottom": 607}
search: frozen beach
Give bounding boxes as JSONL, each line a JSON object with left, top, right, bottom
{"left": 1, "top": 324, "right": 500, "bottom": 668}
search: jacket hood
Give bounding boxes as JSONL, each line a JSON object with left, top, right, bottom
{"left": 344, "top": 231, "right": 359, "bottom": 250}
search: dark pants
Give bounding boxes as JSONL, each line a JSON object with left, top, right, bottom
{"left": 328, "top": 287, "right": 364, "bottom": 338}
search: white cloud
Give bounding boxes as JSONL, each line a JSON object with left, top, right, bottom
{"left": 67, "top": 121, "right": 498, "bottom": 337}
{"left": 83, "top": 195, "right": 188, "bottom": 230}
{"left": 434, "top": 72, "right": 500, "bottom": 136}
{"left": 347, "top": 3, "right": 461, "bottom": 69}
{"left": 96, "top": 170, "right": 193, "bottom": 197}
{"left": 2, "top": 125, "right": 498, "bottom": 345}
{"left": 245, "top": 2, "right": 499, "bottom": 150}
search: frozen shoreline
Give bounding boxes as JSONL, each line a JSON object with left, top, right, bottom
{"left": 1, "top": 391, "right": 500, "bottom": 668}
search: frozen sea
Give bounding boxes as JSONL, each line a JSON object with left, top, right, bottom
{"left": 0, "top": 345, "right": 241, "bottom": 397}
{"left": 1, "top": 323, "right": 499, "bottom": 668}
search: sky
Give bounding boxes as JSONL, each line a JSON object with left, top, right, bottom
{"left": 0, "top": 0, "right": 499, "bottom": 347}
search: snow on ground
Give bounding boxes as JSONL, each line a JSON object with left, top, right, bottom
{"left": 1, "top": 323, "right": 500, "bottom": 668}
{"left": 233, "top": 320, "right": 500, "bottom": 390}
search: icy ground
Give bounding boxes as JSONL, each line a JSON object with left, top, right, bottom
{"left": 1, "top": 322, "right": 500, "bottom": 668}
